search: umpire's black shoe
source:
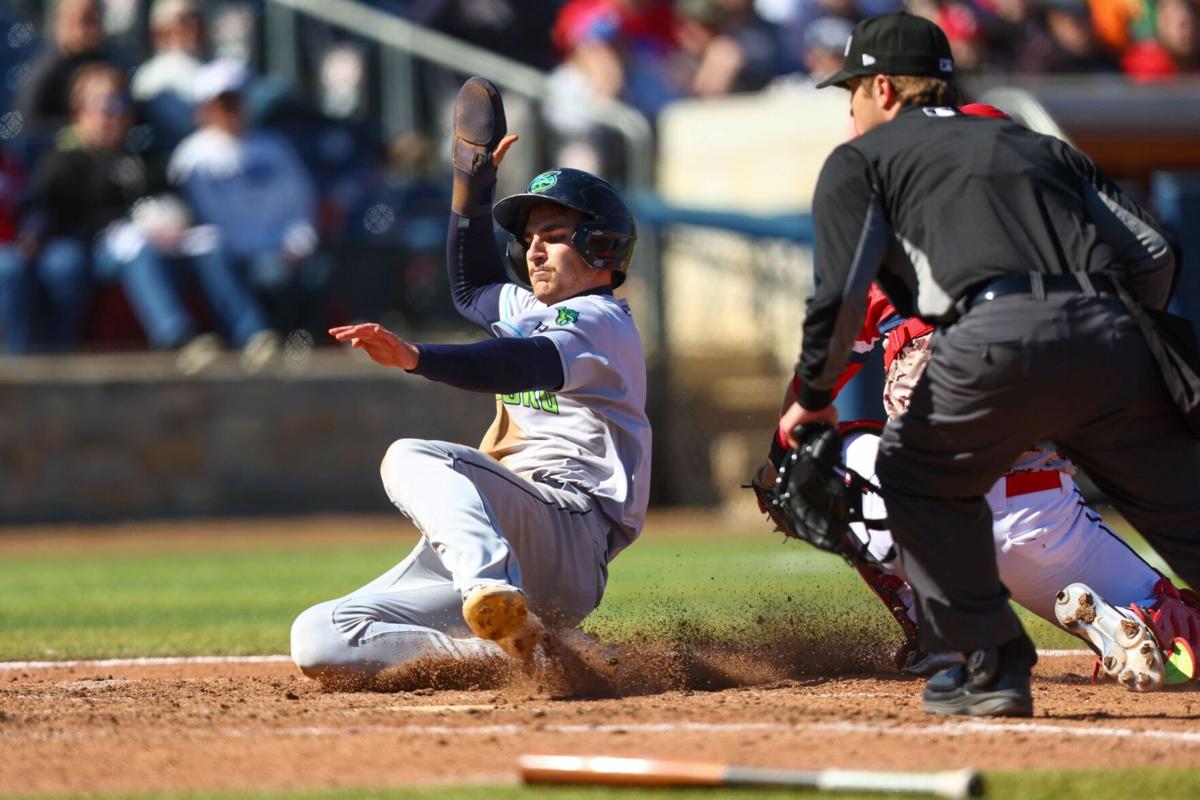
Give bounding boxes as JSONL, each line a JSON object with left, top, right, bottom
{"left": 922, "top": 635, "right": 1036, "bottom": 718}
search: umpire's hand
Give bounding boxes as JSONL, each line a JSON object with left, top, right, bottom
{"left": 778, "top": 400, "right": 838, "bottom": 449}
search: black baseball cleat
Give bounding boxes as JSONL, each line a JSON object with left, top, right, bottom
{"left": 901, "top": 648, "right": 965, "bottom": 678}
{"left": 922, "top": 635, "right": 1036, "bottom": 717}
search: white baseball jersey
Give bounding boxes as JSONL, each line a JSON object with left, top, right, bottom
{"left": 478, "top": 284, "right": 652, "bottom": 556}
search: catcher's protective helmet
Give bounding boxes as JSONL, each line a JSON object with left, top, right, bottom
{"left": 493, "top": 168, "right": 637, "bottom": 288}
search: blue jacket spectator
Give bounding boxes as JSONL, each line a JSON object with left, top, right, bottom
{"left": 168, "top": 59, "right": 329, "bottom": 336}
{"left": 2, "top": 63, "right": 272, "bottom": 365}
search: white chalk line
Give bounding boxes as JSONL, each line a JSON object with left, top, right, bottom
{"left": 230, "top": 719, "right": 1200, "bottom": 746}
{"left": 11, "top": 717, "right": 1200, "bottom": 748}
{"left": 308, "top": 718, "right": 1200, "bottom": 741}
{"left": 0, "top": 655, "right": 293, "bottom": 670}
{"left": 0, "top": 650, "right": 1091, "bottom": 671}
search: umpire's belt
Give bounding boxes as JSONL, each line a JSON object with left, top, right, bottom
{"left": 965, "top": 272, "right": 1115, "bottom": 311}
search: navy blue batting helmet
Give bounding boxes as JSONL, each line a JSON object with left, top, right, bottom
{"left": 493, "top": 168, "right": 637, "bottom": 288}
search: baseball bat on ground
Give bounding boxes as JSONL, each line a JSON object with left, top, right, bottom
{"left": 517, "top": 754, "right": 982, "bottom": 798}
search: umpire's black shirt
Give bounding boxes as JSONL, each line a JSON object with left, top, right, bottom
{"left": 796, "top": 104, "right": 1177, "bottom": 410}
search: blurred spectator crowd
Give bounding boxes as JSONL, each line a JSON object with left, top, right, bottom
{"left": 0, "top": 0, "right": 1196, "bottom": 367}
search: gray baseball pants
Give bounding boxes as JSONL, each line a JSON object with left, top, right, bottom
{"left": 876, "top": 291, "right": 1200, "bottom": 654}
{"left": 290, "top": 439, "right": 611, "bottom": 678}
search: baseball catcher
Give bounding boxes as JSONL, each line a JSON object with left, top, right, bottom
{"left": 753, "top": 278, "right": 1200, "bottom": 690}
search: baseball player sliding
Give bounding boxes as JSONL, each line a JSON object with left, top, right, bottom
{"left": 289, "top": 78, "right": 651, "bottom": 680}
{"left": 757, "top": 100, "right": 1200, "bottom": 692}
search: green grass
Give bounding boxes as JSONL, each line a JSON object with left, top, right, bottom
{"left": 0, "top": 520, "right": 1084, "bottom": 660}
{"left": 0, "top": 522, "right": 1083, "bottom": 660}
{"left": 0, "top": 516, "right": 1187, "bottom": 800}
{"left": 589, "top": 532, "right": 1087, "bottom": 659}
{"left": 0, "top": 540, "right": 410, "bottom": 659}
{"left": 7, "top": 766, "right": 1200, "bottom": 800}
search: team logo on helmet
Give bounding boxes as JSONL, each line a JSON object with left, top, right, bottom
{"left": 528, "top": 170, "right": 559, "bottom": 193}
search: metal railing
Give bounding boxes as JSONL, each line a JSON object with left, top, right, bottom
{"left": 266, "top": 0, "right": 651, "bottom": 178}
{"left": 978, "top": 87, "right": 1073, "bottom": 143}
{"left": 261, "top": 0, "right": 663, "bottom": 354}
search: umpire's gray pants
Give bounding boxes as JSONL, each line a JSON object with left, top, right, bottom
{"left": 290, "top": 439, "right": 611, "bottom": 678}
{"left": 876, "top": 292, "right": 1200, "bottom": 654}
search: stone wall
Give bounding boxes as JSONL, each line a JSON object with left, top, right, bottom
{"left": 0, "top": 353, "right": 495, "bottom": 523}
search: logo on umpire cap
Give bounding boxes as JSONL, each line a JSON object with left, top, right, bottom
{"left": 529, "top": 171, "right": 559, "bottom": 193}
{"left": 816, "top": 12, "right": 955, "bottom": 89}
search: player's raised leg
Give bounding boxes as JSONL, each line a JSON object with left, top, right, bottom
{"left": 379, "top": 438, "right": 609, "bottom": 658}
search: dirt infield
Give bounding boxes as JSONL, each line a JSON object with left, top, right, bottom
{"left": 4, "top": 650, "right": 1200, "bottom": 796}
{"left": 3, "top": 514, "right": 1198, "bottom": 795}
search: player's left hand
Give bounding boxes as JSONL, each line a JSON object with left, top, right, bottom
{"left": 778, "top": 400, "right": 838, "bottom": 449}
{"left": 329, "top": 324, "right": 419, "bottom": 371}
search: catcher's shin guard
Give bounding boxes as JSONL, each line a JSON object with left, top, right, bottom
{"left": 856, "top": 566, "right": 921, "bottom": 671}
{"left": 451, "top": 77, "right": 507, "bottom": 217}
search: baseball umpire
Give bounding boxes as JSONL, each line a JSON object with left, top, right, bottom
{"left": 778, "top": 12, "right": 1191, "bottom": 717}
{"left": 290, "top": 77, "right": 651, "bottom": 680}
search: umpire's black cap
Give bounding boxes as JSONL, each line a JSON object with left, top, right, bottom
{"left": 816, "top": 12, "right": 955, "bottom": 89}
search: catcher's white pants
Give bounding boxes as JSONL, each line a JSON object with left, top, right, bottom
{"left": 290, "top": 439, "right": 612, "bottom": 678}
{"left": 844, "top": 432, "right": 1161, "bottom": 625}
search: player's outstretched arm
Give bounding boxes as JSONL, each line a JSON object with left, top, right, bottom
{"left": 331, "top": 323, "right": 564, "bottom": 393}
{"left": 329, "top": 324, "right": 419, "bottom": 371}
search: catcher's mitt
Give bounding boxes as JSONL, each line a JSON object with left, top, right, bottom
{"left": 750, "top": 423, "right": 884, "bottom": 564}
